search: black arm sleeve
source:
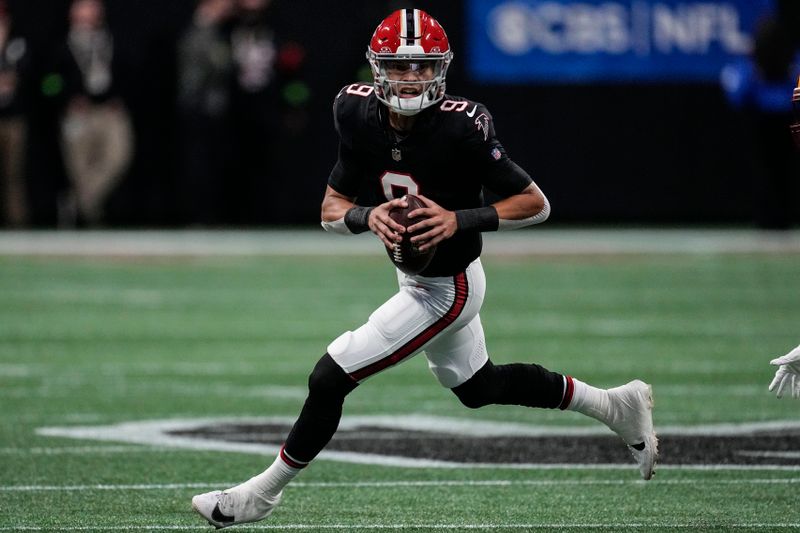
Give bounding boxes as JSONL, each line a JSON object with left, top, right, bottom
{"left": 328, "top": 140, "right": 362, "bottom": 198}
{"left": 327, "top": 89, "right": 363, "bottom": 198}
{"left": 484, "top": 157, "right": 534, "bottom": 197}
{"left": 463, "top": 104, "right": 533, "bottom": 198}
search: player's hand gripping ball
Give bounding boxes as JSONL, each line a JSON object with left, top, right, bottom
{"left": 386, "top": 194, "right": 437, "bottom": 275}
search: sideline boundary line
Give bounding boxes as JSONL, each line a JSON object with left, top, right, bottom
{"left": 3, "top": 523, "right": 800, "bottom": 530}
{"left": 1, "top": 228, "right": 800, "bottom": 256}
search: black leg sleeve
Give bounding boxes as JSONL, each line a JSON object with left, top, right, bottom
{"left": 283, "top": 353, "right": 359, "bottom": 463}
{"left": 452, "top": 359, "right": 565, "bottom": 410}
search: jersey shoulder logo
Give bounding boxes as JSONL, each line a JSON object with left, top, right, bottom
{"left": 475, "top": 113, "right": 490, "bottom": 141}
{"left": 466, "top": 104, "right": 478, "bottom": 117}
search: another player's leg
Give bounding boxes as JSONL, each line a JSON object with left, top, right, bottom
{"left": 192, "top": 354, "right": 358, "bottom": 529}
{"left": 428, "top": 316, "right": 657, "bottom": 480}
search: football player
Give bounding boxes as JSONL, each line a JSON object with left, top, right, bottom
{"left": 192, "top": 9, "right": 658, "bottom": 528}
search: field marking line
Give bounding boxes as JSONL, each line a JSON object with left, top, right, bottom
{"left": 2, "top": 228, "right": 800, "bottom": 256}
{"left": 3, "top": 478, "right": 800, "bottom": 492}
{"left": 0, "top": 446, "right": 182, "bottom": 455}
{"left": 32, "top": 415, "right": 800, "bottom": 472}
{"left": 739, "top": 451, "right": 800, "bottom": 459}
{"left": 3, "top": 523, "right": 800, "bottom": 530}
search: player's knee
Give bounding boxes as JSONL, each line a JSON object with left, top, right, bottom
{"left": 451, "top": 361, "right": 497, "bottom": 409}
{"left": 307, "top": 353, "right": 358, "bottom": 401}
{"left": 428, "top": 364, "right": 469, "bottom": 389}
{"left": 453, "top": 386, "right": 488, "bottom": 409}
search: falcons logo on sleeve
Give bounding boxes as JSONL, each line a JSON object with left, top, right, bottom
{"left": 475, "top": 113, "right": 490, "bottom": 142}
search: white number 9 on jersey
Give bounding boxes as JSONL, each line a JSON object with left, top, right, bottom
{"left": 380, "top": 171, "right": 420, "bottom": 201}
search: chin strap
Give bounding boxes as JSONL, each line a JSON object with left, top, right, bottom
{"left": 387, "top": 93, "right": 433, "bottom": 116}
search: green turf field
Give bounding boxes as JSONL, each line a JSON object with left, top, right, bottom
{"left": 2, "top": 230, "right": 799, "bottom": 531}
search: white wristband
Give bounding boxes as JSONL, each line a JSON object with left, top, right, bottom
{"left": 497, "top": 195, "right": 551, "bottom": 231}
{"left": 320, "top": 217, "right": 352, "bottom": 234}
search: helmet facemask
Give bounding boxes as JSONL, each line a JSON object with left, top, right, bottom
{"left": 367, "top": 51, "right": 452, "bottom": 116}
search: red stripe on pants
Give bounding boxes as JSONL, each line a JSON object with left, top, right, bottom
{"left": 350, "top": 272, "right": 469, "bottom": 381}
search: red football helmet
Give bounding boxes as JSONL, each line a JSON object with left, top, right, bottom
{"left": 792, "top": 76, "right": 800, "bottom": 149}
{"left": 367, "top": 9, "right": 453, "bottom": 116}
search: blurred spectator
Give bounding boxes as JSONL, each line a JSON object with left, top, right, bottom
{"left": 227, "top": 0, "right": 308, "bottom": 224}
{"left": 176, "top": 0, "right": 236, "bottom": 225}
{"left": 55, "top": 0, "right": 133, "bottom": 227}
{"left": 174, "top": 0, "right": 309, "bottom": 226}
{"left": 0, "top": 0, "right": 30, "bottom": 227}
{"left": 721, "top": 0, "right": 800, "bottom": 229}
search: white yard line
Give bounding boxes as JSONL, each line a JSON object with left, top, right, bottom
{"left": 2, "top": 477, "right": 800, "bottom": 492}
{"left": 0, "top": 445, "right": 182, "bottom": 455}
{"left": 2, "top": 523, "right": 800, "bottom": 530}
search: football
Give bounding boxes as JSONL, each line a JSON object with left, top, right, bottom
{"left": 386, "top": 194, "right": 437, "bottom": 275}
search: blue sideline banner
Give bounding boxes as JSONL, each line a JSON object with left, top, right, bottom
{"left": 467, "top": 0, "right": 774, "bottom": 83}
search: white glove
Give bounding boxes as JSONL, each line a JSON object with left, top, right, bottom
{"left": 769, "top": 344, "right": 800, "bottom": 399}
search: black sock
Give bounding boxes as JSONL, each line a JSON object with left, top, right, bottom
{"left": 283, "top": 354, "right": 358, "bottom": 463}
{"left": 453, "top": 360, "right": 564, "bottom": 409}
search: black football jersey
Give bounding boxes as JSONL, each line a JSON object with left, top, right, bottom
{"left": 328, "top": 83, "right": 533, "bottom": 277}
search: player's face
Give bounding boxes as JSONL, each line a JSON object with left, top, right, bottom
{"left": 384, "top": 60, "right": 435, "bottom": 98}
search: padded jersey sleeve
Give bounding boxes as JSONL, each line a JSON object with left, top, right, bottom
{"left": 328, "top": 86, "right": 365, "bottom": 198}
{"left": 462, "top": 103, "right": 533, "bottom": 198}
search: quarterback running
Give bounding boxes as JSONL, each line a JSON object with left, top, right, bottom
{"left": 192, "top": 9, "right": 658, "bottom": 529}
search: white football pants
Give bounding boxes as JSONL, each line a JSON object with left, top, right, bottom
{"left": 327, "top": 259, "right": 489, "bottom": 388}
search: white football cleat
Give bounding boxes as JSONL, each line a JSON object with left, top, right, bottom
{"left": 192, "top": 488, "right": 282, "bottom": 529}
{"left": 604, "top": 379, "right": 658, "bottom": 480}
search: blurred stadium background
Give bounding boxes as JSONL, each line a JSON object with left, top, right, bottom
{"left": 2, "top": 0, "right": 800, "bottom": 531}
{"left": 2, "top": 0, "right": 798, "bottom": 228}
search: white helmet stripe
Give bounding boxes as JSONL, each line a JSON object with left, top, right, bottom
{"left": 400, "top": 9, "right": 408, "bottom": 46}
{"left": 414, "top": 9, "right": 421, "bottom": 47}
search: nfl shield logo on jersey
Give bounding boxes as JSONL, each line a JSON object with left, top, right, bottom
{"left": 392, "top": 148, "right": 402, "bottom": 161}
